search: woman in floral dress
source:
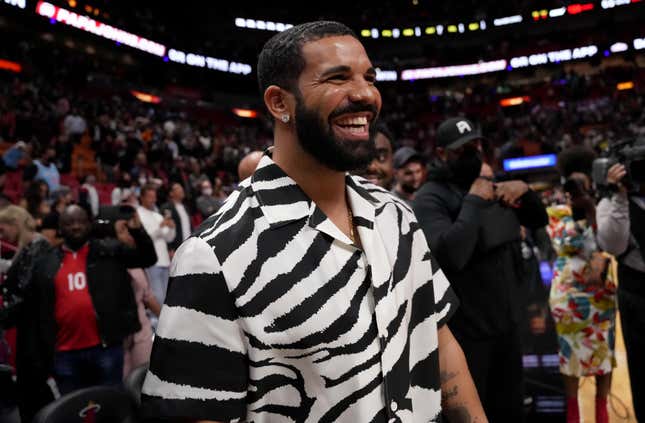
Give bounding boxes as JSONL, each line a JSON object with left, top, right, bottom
{"left": 547, "top": 173, "right": 616, "bottom": 423}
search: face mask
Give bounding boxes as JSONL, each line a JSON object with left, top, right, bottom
{"left": 400, "top": 182, "right": 417, "bottom": 194}
{"left": 202, "top": 187, "right": 213, "bottom": 196}
{"left": 448, "top": 149, "right": 482, "bottom": 189}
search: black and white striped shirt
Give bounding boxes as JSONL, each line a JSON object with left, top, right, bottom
{"left": 142, "top": 153, "right": 458, "bottom": 422}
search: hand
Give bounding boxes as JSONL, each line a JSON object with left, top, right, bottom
{"left": 479, "top": 163, "right": 494, "bottom": 179}
{"left": 127, "top": 213, "right": 142, "bottom": 230}
{"left": 494, "top": 180, "right": 529, "bottom": 206}
{"left": 114, "top": 220, "right": 135, "bottom": 247}
{"left": 586, "top": 252, "right": 609, "bottom": 287}
{"left": 161, "top": 217, "right": 175, "bottom": 229}
{"left": 606, "top": 163, "right": 627, "bottom": 192}
{"left": 529, "top": 316, "right": 547, "bottom": 335}
{"left": 468, "top": 177, "right": 495, "bottom": 201}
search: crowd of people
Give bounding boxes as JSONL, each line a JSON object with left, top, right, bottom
{"left": 0, "top": 19, "right": 643, "bottom": 423}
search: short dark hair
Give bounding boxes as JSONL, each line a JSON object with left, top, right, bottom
{"left": 257, "top": 21, "right": 358, "bottom": 95}
{"left": 557, "top": 146, "right": 596, "bottom": 178}
{"left": 140, "top": 183, "right": 157, "bottom": 197}
{"left": 374, "top": 122, "right": 394, "bottom": 147}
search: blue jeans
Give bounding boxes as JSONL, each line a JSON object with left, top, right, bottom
{"left": 53, "top": 344, "right": 123, "bottom": 395}
{"left": 146, "top": 266, "right": 169, "bottom": 305}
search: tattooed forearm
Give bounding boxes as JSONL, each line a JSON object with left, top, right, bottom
{"left": 440, "top": 370, "right": 458, "bottom": 383}
{"left": 442, "top": 385, "right": 459, "bottom": 401}
{"left": 441, "top": 370, "right": 460, "bottom": 403}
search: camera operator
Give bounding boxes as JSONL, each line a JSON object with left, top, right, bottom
{"left": 596, "top": 162, "right": 645, "bottom": 421}
{"left": 10, "top": 204, "right": 157, "bottom": 408}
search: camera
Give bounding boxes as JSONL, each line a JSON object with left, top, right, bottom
{"left": 92, "top": 205, "right": 137, "bottom": 238}
{"left": 592, "top": 137, "right": 645, "bottom": 190}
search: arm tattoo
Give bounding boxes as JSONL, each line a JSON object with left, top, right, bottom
{"left": 440, "top": 370, "right": 460, "bottom": 402}
{"left": 442, "top": 385, "right": 459, "bottom": 401}
{"left": 440, "top": 370, "right": 458, "bottom": 383}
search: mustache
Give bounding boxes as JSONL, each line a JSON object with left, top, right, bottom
{"left": 328, "top": 102, "right": 379, "bottom": 121}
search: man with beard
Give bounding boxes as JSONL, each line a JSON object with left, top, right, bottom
{"left": 413, "top": 117, "right": 548, "bottom": 421}
{"left": 392, "top": 146, "right": 426, "bottom": 205}
{"left": 9, "top": 205, "right": 156, "bottom": 416}
{"left": 354, "top": 122, "right": 395, "bottom": 189}
{"left": 142, "top": 21, "right": 485, "bottom": 423}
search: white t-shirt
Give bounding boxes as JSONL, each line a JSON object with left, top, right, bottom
{"left": 137, "top": 206, "right": 175, "bottom": 267}
{"left": 175, "top": 203, "right": 191, "bottom": 241}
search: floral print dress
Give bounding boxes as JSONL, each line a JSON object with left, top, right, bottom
{"left": 547, "top": 205, "right": 617, "bottom": 377}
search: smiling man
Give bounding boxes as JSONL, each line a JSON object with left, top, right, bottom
{"left": 354, "top": 122, "right": 395, "bottom": 189}
{"left": 141, "top": 21, "right": 485, "bottom": 423}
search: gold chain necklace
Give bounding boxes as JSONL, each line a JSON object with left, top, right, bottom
{"left": 347, "top": 204, "right": 356, "bottom": 245}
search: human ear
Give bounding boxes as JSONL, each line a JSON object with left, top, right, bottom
{"left": 264, "top": 85, "right": 295, "bottom": 124}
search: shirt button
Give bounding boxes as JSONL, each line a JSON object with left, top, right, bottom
{"left": 390, "top": 400, "right": 398, "bottom": 412}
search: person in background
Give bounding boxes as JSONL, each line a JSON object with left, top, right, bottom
{"left": 212, "top": 176, "right": 228, "bottom": 202}
{"left": 2, "top": 140, "right": 28, "bottom": 171}
{"left": 596, "top": 161, "right": 645, "bottom": 422}
{"left": 33, "top": 146, "right": 60, "bottom": 192}
{"left": 0, "top": 159, "right": 10, "bottom": 209}
{"left": 547, "top": 169, "right": 616, "bottom": 423}
{"left": 413, "top": 116, "right": 548, "bottom": 421}
{"left": 39, "top": 211, "right": 62, "bottom": 248}
{"left": 12, "top": 205, "right": 156, "bottom": 397}
{"left": 391, "top": 146, "right": 425, "bottom": 205}
{"left": 117, "top": 215, "right": 161, "bottom": 379}
{"left": 195, "top": 178, "right": 223, "bottom": 219}
{"left": 0, "top": 205, "right": 55, "bottom": 423}
{"left": 137, "top": 184, "right": 175, "bottom": 310}
{"left": 237, "top": 150, "right": 264, "bottom": 181}
{"left": 50, "top": 185, "right": 74, "bottom": 216}
{"left": 111, "top": 171, "right": 136, "bottom": 206}
{"left": 22, "top": 180, "right": 50, "bottom": 223}
{"left": 161, "top": 182, "right": 191, "bottom": 254}
{"left": 79, "top": 174, "right": 100, "bottom": 218}
{"left": 354, "top": 122, "right": 394, "bottom": 189}
{"left": 62, "top": 106, "right": 87, "bottom": 143}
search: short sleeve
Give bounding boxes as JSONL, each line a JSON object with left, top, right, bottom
{"left": 430, "top": 253, "right": 459, "bottom": 328}
{"left": 141, "top": 236, "right": 248, "bottom": 422}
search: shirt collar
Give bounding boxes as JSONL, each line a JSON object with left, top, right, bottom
{"left": 250, "top": 150, "right": 380, "bottom": 238}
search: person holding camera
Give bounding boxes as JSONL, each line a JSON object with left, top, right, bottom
{"left": 596, "top": 162, "right": 645, "bottom": 422}
{"left": 137, "top": 183, "right": 176, "bottom": 308}
{"left": 11, "top": 204, "right": 157, "bottom": 401}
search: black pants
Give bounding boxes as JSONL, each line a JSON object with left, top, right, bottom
{"left": 452, "top": 326, "right": 524, "bottom": 422}
{"left": 17, "top": 374, "right": 54, "bottom": 423}
{"left": 617, "top": 263, "right": 645, "bottom": 422}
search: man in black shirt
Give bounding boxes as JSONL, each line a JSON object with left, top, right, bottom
{"left": 414, "top": 117, "right": 548, "bottom": 421}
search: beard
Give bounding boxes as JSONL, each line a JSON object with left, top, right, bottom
{"left": 64, "top": 234, "right": 88, "bottom": 251}
{"left": 448, "top": 149, "right": 483, "bottom": 190}
{"left": 294, "top": 97, "right": 378, "bottom": 172}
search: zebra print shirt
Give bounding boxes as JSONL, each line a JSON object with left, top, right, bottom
{"left": 141, "top": 153, "right": 458, "bottom": 423}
